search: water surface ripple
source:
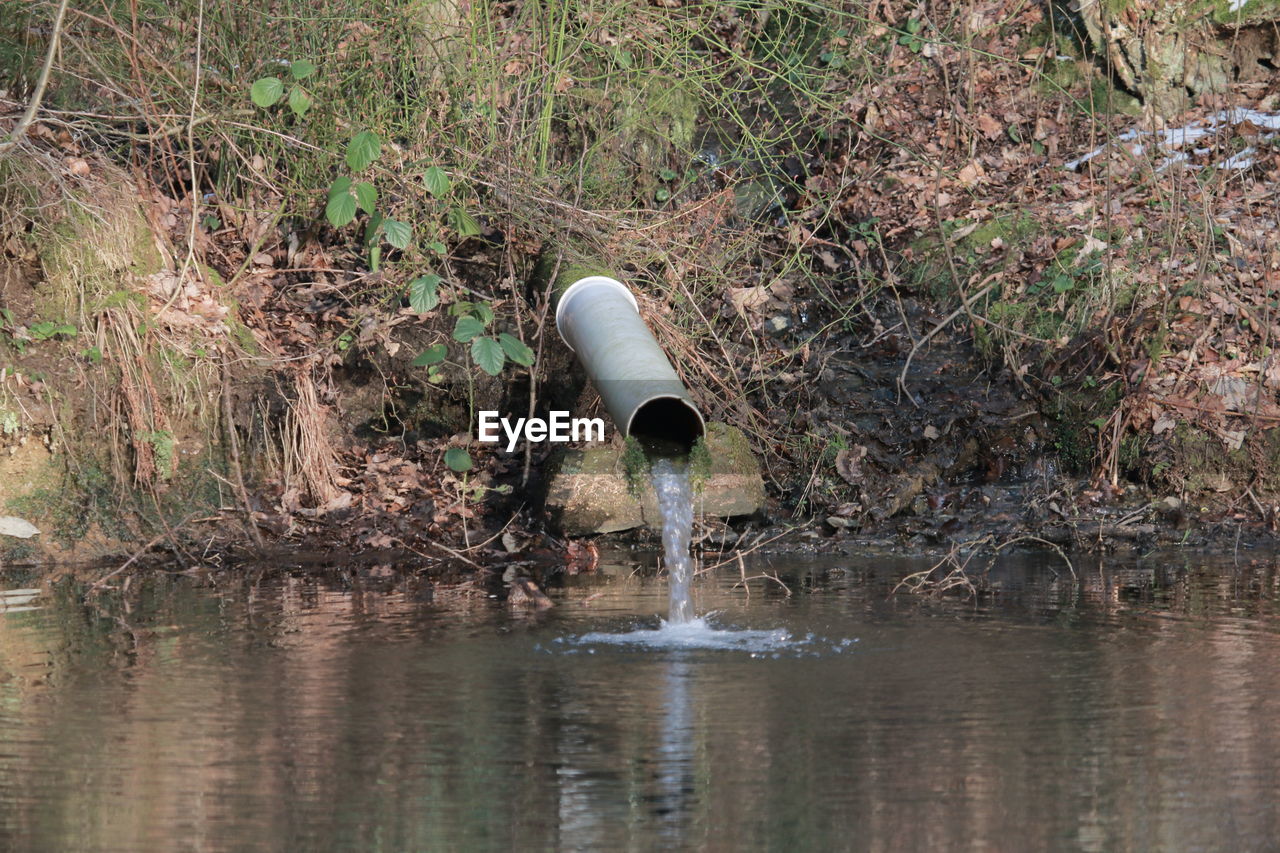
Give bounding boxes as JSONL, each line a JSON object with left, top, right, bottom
{"left": 0, "top": 553, "right": 1277, "bottom": 851}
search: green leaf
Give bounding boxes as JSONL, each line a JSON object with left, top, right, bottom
{"left": 382, "top": 218, "right": 412, "bottom": 249}
{"left": 427, "top": 240, "right": 447, "bottom": 255}
{"left": 471, "top": 302, "right": 494, "bottom": 325}
{"left": 408, "top": 274, "right": 441, "bottom": 313}
{"left": 250, "top": 76, "right": 284, "bottom": 108}
{"left": 326, "top": 191, "right": 356, "bottom": 228}
{"left": 448, "top": 206, "right": 481, "bottom": 237}
{"left": 288, "top": 85, "right": 313, "bottom": 117}
{"left": 328, "top": 175, "right": 352, "bottom": 199}
{"left": 423, "top": 165, "right": 451, "bottom": 197}
{"left": 363, "top": 210, "right": 385, "bottom": 245}
{"left": 1051, "top": 273, "right": 1075, "bottom": 294}
{"left": 413, "top": 343, "right": 447, "bottom": 366}
{"left": 369, "top": 244, "right": 381, "bottom": 273}
{"left": 30, "top": 321, "right": 76, "bottom": 340}
{"left": 498, "top": 332, "right": 534, "bottom": 366}
{"left": 289, "top": 59, "right": 317, "bottom": 80}
{"left": 444, "top": 447, "right": 472, "bottom": 472}
{"left": 346, "top": 130, "right": 381, "bottom": 171}
{"left": 354, "top": 181, "right": 378, "bottom": 214}
{"left": 471, "top": 336, "right": 505, "bottom": 376}
{"left": 453, "top": 315, "right": 485, "bottom": 342}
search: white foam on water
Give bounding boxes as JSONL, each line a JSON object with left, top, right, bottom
{"left": 555, "top": 616, "right": 859, "bottom": 657}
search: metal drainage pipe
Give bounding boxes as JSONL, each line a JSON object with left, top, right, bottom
{"left": 555, "top": 274, "right": 705, "bottom": 454}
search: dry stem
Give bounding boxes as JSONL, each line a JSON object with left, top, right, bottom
{"left": 0, "top": 0, "right": 71, "bottom": 155}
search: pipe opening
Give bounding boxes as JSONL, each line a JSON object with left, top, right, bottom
{"left": 627, "top": 396, "right": 705, "bottom": 456}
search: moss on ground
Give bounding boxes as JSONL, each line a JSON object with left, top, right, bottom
{"left": 1167, "top": 425, "right": 1248, "bottom": 494}
{"left": 911, "top": 212, "right": 1039, "bottom": 299}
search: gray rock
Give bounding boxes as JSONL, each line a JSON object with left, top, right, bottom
{"left": 0, "top": 516, "right": 39, "bottom": 538}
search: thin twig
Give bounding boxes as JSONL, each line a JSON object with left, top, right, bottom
{"left": 731, "top": 556, "right": 793, "bottom": 596}
{"left": 0, "top": 0, "right": 71, "bottom": 155}
{"left": 697, "top": 525, "right": 797, "bottom": 573}
{"left": 1244, "top": 486, "right": 1268, "bottom": 521}
{"left": 160, "top": 0, "right": 206, "bottom": 318}
{"left": 406, "top": 540, "right": 481, "bottom": 569}
{"left": 89, "top": 533, "right": 164, "bottom": 591}
{"left": 898, "top": 276, "right": 999, "bottom": 407}
{"left": 991, "top": 535, "right": 1076, "bottom": 579}
{"left": 88, "top": 515, "right": 196, "bottom": 592}
{"left": 221, "top": 353, "right": 265, "bottom": 550}
{"left": 524, "top": 251, "right": 561, "bottom": 488}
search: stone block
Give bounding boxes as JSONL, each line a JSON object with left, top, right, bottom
{"left": 544, "top": 422, "right": 765, "bottom": 535}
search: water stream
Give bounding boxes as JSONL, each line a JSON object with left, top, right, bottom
{"left": 571, "top": 454, "right": 832, "bottom": 653}
{"left": 650, "top": 456, "right": 695, "bottom": 624}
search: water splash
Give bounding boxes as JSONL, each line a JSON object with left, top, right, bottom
{"left": 650, "top": 457, "right": 695, "bottom": 624}
{"left": 559, "top": 617, "right": 859, "bottom": 657}
{"left": 552, "top": 456, "right": 860, "bottom": 657}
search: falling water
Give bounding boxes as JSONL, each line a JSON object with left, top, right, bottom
{"left": 564, "top": 452, "right": 850, "bottom": 652}
{"left": 564, "top": 454, "right": 853, "bottom": 653}
{"left": 650, "top": 456, "right": 695, "bottom": 624}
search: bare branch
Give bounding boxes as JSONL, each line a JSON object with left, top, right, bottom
{"left": 0, "top": 0, "right": 72, "bottom": 155}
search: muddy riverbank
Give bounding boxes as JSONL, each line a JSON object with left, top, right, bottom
{"left": 0, "top": 156, "right": 1276, "bottom": 580}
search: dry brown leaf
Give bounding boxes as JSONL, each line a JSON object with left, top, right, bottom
{"left": 835, "top": 445, "right": 868, "bottom": 485}
{"left": 957, "top": 161, "right": 984, "bottom": 186}
{"left": 976, "top": 113, "right": 1002, "bottom": 140}
{"left": 728, "top": 285, "right": 771, "bottom": 313}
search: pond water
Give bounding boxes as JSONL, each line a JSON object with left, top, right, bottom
{"left": 1, "top": 550, "right": 1278, "bottom": 851}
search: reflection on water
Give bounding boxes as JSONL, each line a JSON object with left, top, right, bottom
{"left": 0, "top": 553, "right": 1278, "bottom": 850}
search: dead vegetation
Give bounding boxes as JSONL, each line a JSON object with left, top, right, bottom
{"left": 2, "top": 0, "right": 1280, "bottom": 571}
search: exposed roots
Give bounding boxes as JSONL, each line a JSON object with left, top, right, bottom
{"left": 281, "top": 369, "right": 344, "bottom": 511}
{"left": 103, "top": 308, "right": 172, "bottom": 489}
